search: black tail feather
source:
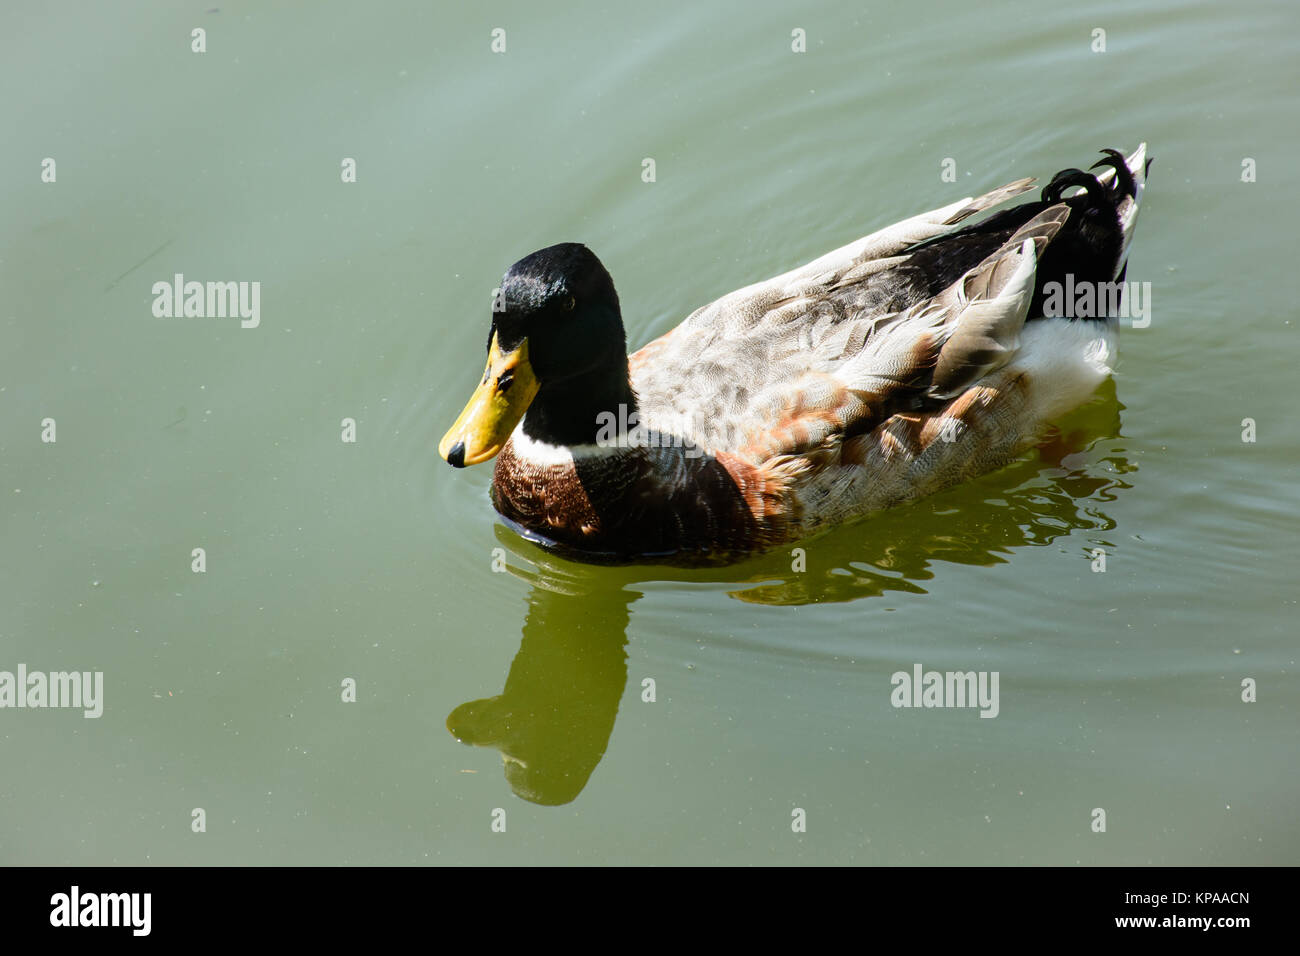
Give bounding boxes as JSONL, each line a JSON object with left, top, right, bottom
{"left": 900, "top": 148, "right": 1139, "bottom": 320}
{"left": 1090, "top": 148, "right": 1137, "bottom": 198}
{"left": 1041, "top": 168, "right": 1109, "bottom": 206}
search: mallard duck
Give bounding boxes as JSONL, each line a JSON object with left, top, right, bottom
{"left": 439, "top": 144, "right": 1150, "bottom": 565}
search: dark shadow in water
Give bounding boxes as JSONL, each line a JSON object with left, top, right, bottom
{"left": 448, "top": 386, "right": 1135, "bottom": 804}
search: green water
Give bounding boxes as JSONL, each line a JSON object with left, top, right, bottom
{"left": 2, "top": 0, "right": 1296, "bottom": 864}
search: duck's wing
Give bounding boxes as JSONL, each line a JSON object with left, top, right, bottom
{"left": 731, "top": 207, "right": 1071, "bottom": 463}
{"left": 926, "top": 204, "right": 1072, "bottom": 399}
{"left": 631, "top": 178, "right": 1067, "bottom": 460}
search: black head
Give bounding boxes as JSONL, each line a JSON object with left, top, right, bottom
{"left": 491, "top": 243, "right": 626, "bottom": 385}
{"left": 439, "top": 243, "right": 635, "bottom": 465}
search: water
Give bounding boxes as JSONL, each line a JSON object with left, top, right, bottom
{"left": 2, "top": 0, "right": 1296, "bottom": 864}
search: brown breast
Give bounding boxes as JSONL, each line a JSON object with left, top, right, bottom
{"left": 490, "top": 441, "right": 801, "bottom": 565}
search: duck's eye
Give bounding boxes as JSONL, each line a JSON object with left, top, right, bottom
{"left": 562, "top": 296, "right": 576, "bottom": 312}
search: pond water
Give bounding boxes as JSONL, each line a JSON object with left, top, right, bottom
{"left": 2, "top": 0, "right": 1296, "bottom": 864}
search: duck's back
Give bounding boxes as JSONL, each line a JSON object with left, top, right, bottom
{"left": 630, "top": 145, "right": 1147, "bottom": 484}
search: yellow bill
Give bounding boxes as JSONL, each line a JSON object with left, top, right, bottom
{"left": 439, "top": 334, "right": 540, "bottom": 467}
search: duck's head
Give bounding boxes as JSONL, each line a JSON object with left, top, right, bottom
{"left": 439, "top": 243, "right": 631, "bottom": 467}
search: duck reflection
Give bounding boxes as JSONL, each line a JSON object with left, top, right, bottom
{"left": 446, "top": 560, "right": 636, "bottom": 806}
{"left": 448, "top": 388, "right": 1134, "bottom": 804}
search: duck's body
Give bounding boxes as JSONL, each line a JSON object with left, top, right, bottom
{"left": 442, "top": 145, "right": 1150, "bottom": 565}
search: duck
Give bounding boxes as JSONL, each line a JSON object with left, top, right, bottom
{"left": 439, "top": 144, "right": 1150, "bottom": 566}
